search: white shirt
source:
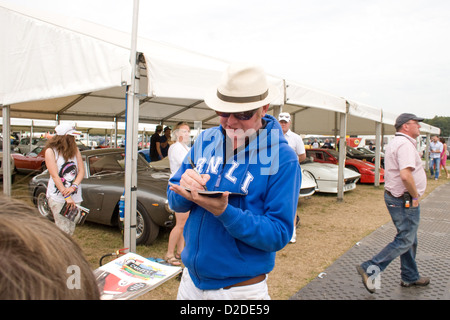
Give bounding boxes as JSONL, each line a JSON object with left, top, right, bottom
{"left": 429, "top": 140, "right": 443, "bottom": 159}
{"left": 283, "top": 129, "right": 305, "bottom": 156}
{"left": 385, "top": 133, "right": 427, "bottom": 197}
{"left": 46, "top": 149, "right": 83, "bottom": 203}
{"left": 168, "top": 141, "right": 190, "bottom": 178}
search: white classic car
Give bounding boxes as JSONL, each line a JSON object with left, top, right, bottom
{"left": 300, "top": 159, "right": 360, "bottom": 193}
{"left": 299, "top": 168, "right": 317, "bottom": 198}
{"left": 152, "top": 157, "right": 318, "bottom": 198}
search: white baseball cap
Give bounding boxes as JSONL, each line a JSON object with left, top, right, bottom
{"left": 55, "top": 123, "right": 81, "bottom": 136}
{"left": 278, "top": 112, "right": 291, "bottom": 122}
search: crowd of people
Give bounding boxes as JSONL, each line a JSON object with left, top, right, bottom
{"left": 3, "top": 62, "right": 448, "bottom": 300}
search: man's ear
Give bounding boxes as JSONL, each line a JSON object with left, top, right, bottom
{"left": 261, "top": 104, "right": 269, "bottom": 117}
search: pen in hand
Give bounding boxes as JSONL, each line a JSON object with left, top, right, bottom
{"left": 188, "top": 157, "right": 208, "bottom": 191}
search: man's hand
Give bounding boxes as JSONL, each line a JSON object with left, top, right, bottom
{"left": 170, "top": 169, "right": 229, "bottom": 216}
{"left": 400, "top": 167, "right": 420, "bottom": 208}
{"left": 180, "top": 169, "right": 210, "bottom": 191}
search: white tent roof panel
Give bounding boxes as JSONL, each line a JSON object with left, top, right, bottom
{"left": 285, "top": 80, "right": 347, "bottom": 113}
{"left": 283, "top": 105, "right": 341, "bottom": 135}
{"left": 347, "top": 100, "right": 383, "bottom": 135}
{"left": 68, "top": 96, "right": 127, "bottom": 116}
{"left": 0, "top": 3, "right": 131, "bottom": 106}
{"left": 139, "top": 102, "right": 182, "bottom": 119}
{"left": 348, "top": 100, "right": 382, "bottom": 123}
{"left": 0, "top": 1, "right": 440, "bottom": 136}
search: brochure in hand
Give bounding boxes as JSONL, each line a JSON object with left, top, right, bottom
{"left": 168, "top": 182, "right": 246, "bottom": 197}
{"left": 94, "top": 252, "right": 182, "bottom": 300}
{"left": 59, "top": 203, "right": 89, "bottom": 224}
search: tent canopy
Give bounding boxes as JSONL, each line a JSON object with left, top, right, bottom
{"left": 0, "top": 0, "right": 441, "bottom": 228}
{"left": 0, "top": 2, "right": 223, "bottom": 126}
{"left": 0, "top": 1, "right": 440, "bottom": 135}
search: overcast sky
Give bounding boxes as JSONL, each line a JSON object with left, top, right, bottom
{"left": 4, "top": 0, "right": 450, "bottom": 118}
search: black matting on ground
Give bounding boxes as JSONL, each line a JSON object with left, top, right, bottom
{"left": 291, "top": 182, "right": 450, "bottom": 300}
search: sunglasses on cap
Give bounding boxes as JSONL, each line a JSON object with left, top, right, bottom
{"left": 215, "top": 108, "right": 259, "bottom": 121}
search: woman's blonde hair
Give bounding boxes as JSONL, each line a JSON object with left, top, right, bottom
{"left": 172, "top": 121, "right": 190, "bottom": 142}
{"left": 0, "top": 196, "right": 99, "bottom": 300}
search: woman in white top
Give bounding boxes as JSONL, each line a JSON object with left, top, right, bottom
{"left": 165, "top": 122, "right": 191, "bottom": 265}
{"left": 45, "top": 123, "right": 85, "bottom": 236}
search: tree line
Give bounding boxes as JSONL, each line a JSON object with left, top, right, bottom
{"left": 424, "top": 116, "right": 450, "bottom": 138}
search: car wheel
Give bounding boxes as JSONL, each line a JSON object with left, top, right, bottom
{"left": 136, "top": 202, "right": 159, "bottom": 245}
{"left": 119, "top": 202, "right": 160, "bottom": 246}
{"left": 34, "top": 186, "right": 53, "bottom": 220}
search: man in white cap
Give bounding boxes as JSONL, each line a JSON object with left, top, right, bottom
{"left": 278, "top": 112, "right": 305, "bottom": 243}
{"left": 168, "top": 62, "right": 301, "bottom": 299}
{"left": 278, "top": 112, "right": 306, "bottom": 163}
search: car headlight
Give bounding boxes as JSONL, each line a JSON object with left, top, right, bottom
{"left": 165, "top": 200, "right": 174, "bottom": 214}
{"left": 302, "top": 170, "right": 314, "bottom": 180}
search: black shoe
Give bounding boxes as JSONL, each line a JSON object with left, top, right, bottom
{"left": 400, "top": 277, "right": 430, "bottom": 287}
{"left": 356, "top": 265, "right": 376, "bottom": 294}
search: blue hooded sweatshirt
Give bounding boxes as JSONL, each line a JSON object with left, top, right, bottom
{"left": 167, "top": 114, "right": 301, "bottom": 290}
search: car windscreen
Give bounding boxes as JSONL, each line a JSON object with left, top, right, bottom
{"left": 327, "top": 149, "right": 340, "bottom": 159}
{"left": 88, "top": 152, "right": 149, "bottom": 176}
{"left": 347, "top": 147, "right": 366, "bottom": 156}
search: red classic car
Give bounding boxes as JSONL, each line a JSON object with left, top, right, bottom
{"left": 12, "top": 146, "right": 46, "bottom": 173}
{"left": 306, "top": 148, "right": 384, "bottom": 184}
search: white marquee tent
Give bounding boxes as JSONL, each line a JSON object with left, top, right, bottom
{"left": 2, "top": 2, "right": 440, "bottom": 133}
{"left": 0, "top": 1, "right": 440, "bottom": 250}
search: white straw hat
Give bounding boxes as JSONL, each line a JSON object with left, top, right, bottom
{"left": 204, "top": 63, "right": 279, "bottom": 113}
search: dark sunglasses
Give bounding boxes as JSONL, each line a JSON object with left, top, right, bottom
{"left": 215, "top": 108, "right": 258, "bottom": 121}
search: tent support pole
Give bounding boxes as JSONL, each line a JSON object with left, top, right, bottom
{"left": 425, "top": 133, "right": 430, "bottom": 172}
{"left": 30, "top": 120, "right": 34, "bottom": 153}
{"left": 124, "top": 0, "right": 140, "bottom": 253}
{"left": 337, "top": 108, "right": 348, "bottom": 202}
{"left": 114, "top": 117, "right": 118, "bottom": 147}
{"left": 374, "top": 122, "right": 382, "bottom": 187}
{"left": 2, "top": 105, "right": 12, "bottom": 196}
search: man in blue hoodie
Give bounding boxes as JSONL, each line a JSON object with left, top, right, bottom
{"left": 168, "top": 63, "right": 301, "bottom": 299}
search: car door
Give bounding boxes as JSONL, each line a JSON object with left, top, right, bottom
{"left": 81, "top": 153, "right": 124, "bottom": 225}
